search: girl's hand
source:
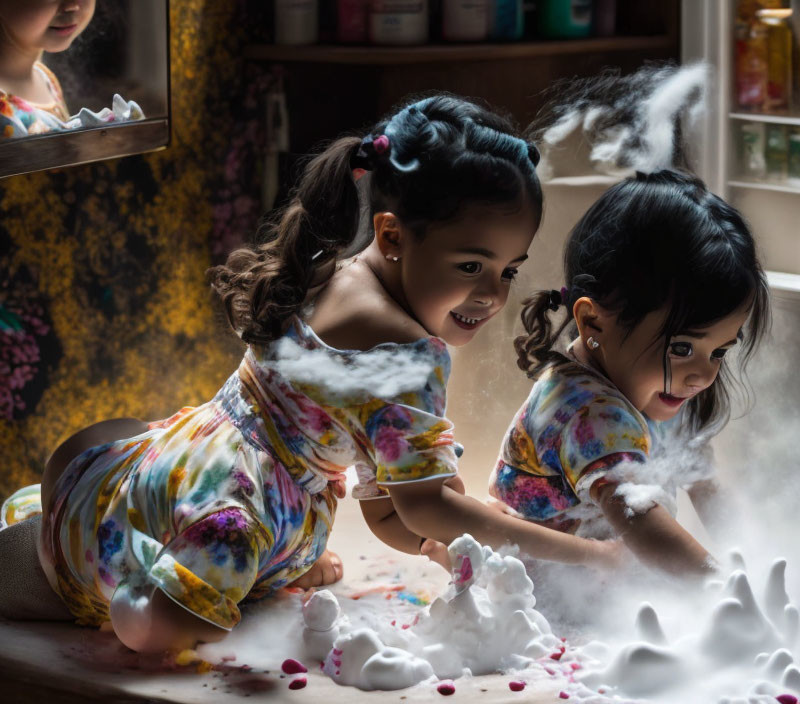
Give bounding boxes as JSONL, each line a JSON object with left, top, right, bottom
{"left": 420, "top": 538, "right": 451, "bottom": 572}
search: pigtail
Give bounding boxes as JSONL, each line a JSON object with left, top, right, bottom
{"left": 208, "top": 136, "right": 363, "bottom": 344}
{"left": 514, "top": 290, "right": 571, "bottom": 378}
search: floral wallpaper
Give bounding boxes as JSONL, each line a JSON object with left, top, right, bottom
{"left": 0, "top": 0, "right": 274, "bottom": 497}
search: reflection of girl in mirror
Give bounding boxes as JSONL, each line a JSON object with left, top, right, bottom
{"left": 0, "top": 1, "right": 96, "bottom": 138}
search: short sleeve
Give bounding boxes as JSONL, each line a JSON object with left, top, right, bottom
{"left": 146, "top": 507, "right": 263, "bottom": 630}
{"left": 361, "top": 338, "right": 457, "bottom": 491}
{"left": 562, "top": 396, "right": 650, "bottom": 498}
{"left": 367, "top": 402, "right": 457, "bottom": 486}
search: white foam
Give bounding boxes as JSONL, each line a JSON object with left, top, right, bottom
{"left": 310, "top": 535, "right": 557, "bottom": 690}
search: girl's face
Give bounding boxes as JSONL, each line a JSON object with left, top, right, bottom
{"left": 0, "top": 1, "right": 95, "bottom": 54}
{"left": 586, "top": 302, "right": 751, "bottom": 422}
{"left": 397, "top": 204, "right": 537, "bottom": 347}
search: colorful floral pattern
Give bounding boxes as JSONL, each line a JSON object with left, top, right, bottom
{"left": 489, "top": 361, "right": 657, "bottom": 530}
{"left": 3, "top": 317, "right": 456, "bottom": 628}
{"left": 0, "top": 63, "right": 69, "bottom": 139}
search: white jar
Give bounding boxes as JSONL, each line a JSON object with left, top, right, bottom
{"left": 274, "top": 0, "right": 319, "bottom": 45}
{"left": 370, "top": 1, "right": 429, "bottom": 45}
{"left": 443, "top": 0, "right": 488, "bottom": 42}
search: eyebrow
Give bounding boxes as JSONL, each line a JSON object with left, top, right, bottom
{"left": 678, "top": 329, "right": 742, "bottom": 347}
{"left": 454, "top": 247, "right": 529, "bottom": 262}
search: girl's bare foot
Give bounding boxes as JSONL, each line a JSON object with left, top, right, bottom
{"left": 420, "top": 539, "right": 451, "bottom": 572}
{"left": 288, "top": 550, "right": 343, "bottom": 589}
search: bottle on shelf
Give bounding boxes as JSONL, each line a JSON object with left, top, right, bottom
{"left": 337, "top": 0, "right": 370, "bottom": 43}
{"left": 369, "top": 0, "right": 430, "bottom": 45}
{"left": 592, "top": 0, "right": 616, "bottom": 38}
{"left": 274, "top": 0, "right": 319, "bottom": 45}
{"left": 442, "top": 0, "right": 489, "bottom": 42}
{"left": 733, "top": 0, "right": 785, "bottom": 112}
{"left": 739, "top": 121, "right": 767, "bottom": 179}
{"left": 536, "top": 0, "right": 592, "bottom": 39}
{"left": 758, "top": 8, "right": 793, "bottom": 112}
{"left": 765, "top": 123, "right": 789, "bottom": 179}
{"left": 488, "top": 0, "right": 524, "bottom": 41}
{"left": 789, "top": 128, "right": 800, "bottom": 182}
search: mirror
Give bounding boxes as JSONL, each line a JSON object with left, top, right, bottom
{"left": 0, "top": 0, "right": 169, "bottom": 178}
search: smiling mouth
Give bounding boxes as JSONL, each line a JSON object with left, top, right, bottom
{"left": 658, "top": 392, "right": 687, "bottom": 408}
{"left": 450, "top": 311, "right": 488, "bottom": 330}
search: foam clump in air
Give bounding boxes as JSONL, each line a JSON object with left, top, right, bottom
{"left": 311, "top": 534, "right": 557, "bottom": 690}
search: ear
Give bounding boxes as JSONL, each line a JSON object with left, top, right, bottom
{"left": 373, "top": 212, "right": 406, "bottom": 260}
{"left": 573, "top": 296, "right": 604, "bottom": 348}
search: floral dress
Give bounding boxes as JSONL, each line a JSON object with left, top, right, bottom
{"left": 1, "top": 317, "right": 457, "bottom": 629}
{"left": 0, "top": 63, "right": 69, "bottom": 139}
{"left": 488, "top": 359, "right": 702, "bottom": 538}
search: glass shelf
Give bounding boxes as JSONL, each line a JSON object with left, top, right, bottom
{"left": 728, "top": 179, "right": 800, "bottom": 194}
{"left": 729, "top": 112, "right": 800, "bottom": 126}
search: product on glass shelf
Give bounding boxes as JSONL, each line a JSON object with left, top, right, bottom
{"left": 537, "top": 0, "right": 592, "bottom": 39}
{"left": 370, "top": 1, "right": 429, "bottom": 45}
{"left": 758, "top": 8, "right": 793, "bottom": 111}
{"left": 735, "top": 15, "right": 769, "bottom": 109}
{"left": 489, "top": 0, "right": 524, "bottom": 40}
{"left": 789, "top": 129, "right": 800, "bottom": 181}
{"left": 443, "top": 0, "right": 489, "bottom": 42}
{"left": 765, "top": 123, "right": 789, "bottom": 179}
{"left": 338, "top": 0, "right": 370, "bottom": 42}
{"left": 275, "top": 0, "right": 319, "bottom": 45}
{"left": 740, "top": 121, "right": 767, "bottom": 178}
{"left": 734, "top": 0, "right": 782, "bottom": 110}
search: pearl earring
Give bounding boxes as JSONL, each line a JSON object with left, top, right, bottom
{"left": 385, "top": 255, "right": 400, "bottom": 262}
{"left": 587, "top": 337, "right": 600, "bottom": 350}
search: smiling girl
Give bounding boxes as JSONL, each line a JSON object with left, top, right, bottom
{"left": 488, "top": 169, "right": 770, "bottom": 577}
{"left": 0, "top": 0, "right": 95, "bottom": 136}
{"left": 0, "top": 94, "right": 619, "bottom": 653}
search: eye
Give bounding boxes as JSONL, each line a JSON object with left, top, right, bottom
{"left": 458, "top": 262, "right": 481, "bottom": 275}
{"left": 669, "top": 341, "right": 693, "bottom": 358}
{"left": 501, "top": 267, "right": 519, "bottom": 281}
{"left": 711, "top": 348, "right": 730, "bottom": 361}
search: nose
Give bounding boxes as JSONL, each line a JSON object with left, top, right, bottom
{"left": 472, "top": 273, "right": 504, "bottom": 308}
{"left": 61, "top": 2, "right": 81, "bottom": 12}
{"left": 682, "top": 357, "right": 719, "bottom": 392}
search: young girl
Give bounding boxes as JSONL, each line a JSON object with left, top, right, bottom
{"left": 489, "top": 169, "right": 770, "bottom": 577}
{"left": 0, "top": 0, "right": 94, "bottom": 137}
{"left": 0, "top": 94, "right": 618, "bottom": 653}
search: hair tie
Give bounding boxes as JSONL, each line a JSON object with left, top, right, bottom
{"left": 351, "top": 134, "right": 391, "bottom": 173}
{"left": 528, "top": 143, "right": 541, "bottom": 167}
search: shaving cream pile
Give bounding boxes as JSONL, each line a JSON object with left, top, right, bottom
{"left": 298, "top": 535, "right": 800, "bottom": 703}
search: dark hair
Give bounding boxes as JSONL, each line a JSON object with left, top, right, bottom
{"left": 516, "top": 169, "right": 770, "bottom": 433}
{"left": 208, "top": 93, "right": 543, "bottom": 345}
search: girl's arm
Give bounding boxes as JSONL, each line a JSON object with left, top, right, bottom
{"left": 385, "top": 477, "right": 621, "bottom": 569}
{"left": 110, "top": 581, "right": 229, "bottom": 654}
{"left": 591, "top": 480, "right": 717, "bottom": 577}
{"left": 360, "top": 475, "right": 467, "bottom": 556}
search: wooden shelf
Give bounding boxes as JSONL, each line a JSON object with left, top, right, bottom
{"left": 729, "top": 179, "right": 800, "bottom": 194}
{"left": 246, "top": 34, "right": 674, "bottom": 65}
{"left": 730, "top": 112, "right": 800, "bottom": 127}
